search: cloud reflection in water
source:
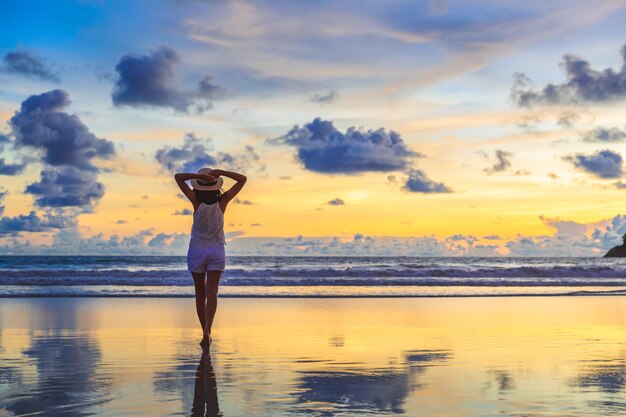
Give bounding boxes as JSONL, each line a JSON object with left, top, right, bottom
{"left": 293, "top": 349, "right": 452, "bottom": 415}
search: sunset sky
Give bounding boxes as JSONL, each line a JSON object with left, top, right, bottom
{"left": 2, "top": 0, "right": 626, "bottom": 255}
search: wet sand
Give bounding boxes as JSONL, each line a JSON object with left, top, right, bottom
{"left": 1, "top": 296, "right": 626, "bottom": 416}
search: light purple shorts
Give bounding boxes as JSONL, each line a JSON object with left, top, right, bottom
{"left": 187, "top": 245, "right": 226, "bottom": 273}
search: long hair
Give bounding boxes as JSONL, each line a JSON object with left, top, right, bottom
{"left": 194, "top": 189, "right": 223, "bottom": 205}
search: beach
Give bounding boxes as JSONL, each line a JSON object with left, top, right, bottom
{"left": 2, "top": 296, "right": 626, "bottom": 416}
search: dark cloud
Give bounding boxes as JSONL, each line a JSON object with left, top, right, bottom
{"left": 581, "top": 127, "right": 626, "bottom": 143}
{"left": 564, "top": 149, "right": 623, "bottom": 179}
{"left": 484, "top": 150, "right": 512, "bottom": 174}
{"left": 24, "top": 167, "right": 105, "bottom": 208}
{"left": 2, "top": 50, "right": 60, "bottom": 81}
{"left": 1, "top": 90, "right": 113, "bottom": 218}
{"left": 309, "top": 90, "right": 339, "bottom": 104}
{"left": 9, "top": 89, "right": 115, "bottom": 172}
{"left": 327, "top": 198, "right": 344, "bottom": 206}
{"left": 0, "top": 210, "right": 73, "bottom": 235}
{"left": 172, "top": 208, "right": 193, "bottom": 215}
{"left": 156, "top": 133, "right": 217, "bottom": 172}
{"left": 155, "top": 133, "right": 263, "bottom": 173}
{"left": 112, "top": 45, "right": 224, "bottom": 113}
{"left": 403, "top": 169, "right": 451, "bottom": 193}
{"left": 512, "top": 43, "right": 626, "bottom": 107}
{"left": 269, "top": 117, "right": 420, "bottom": 174}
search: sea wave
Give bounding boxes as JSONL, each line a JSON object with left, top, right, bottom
{"left": 1, "top": 264, "right": 626, "bottom": 286}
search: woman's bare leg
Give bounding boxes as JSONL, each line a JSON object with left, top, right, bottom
{"left": 203, "top": 270, "right": 222, "bottom": 340}
{"left": 191, "top": 272, "right": 207, "bottom": 340}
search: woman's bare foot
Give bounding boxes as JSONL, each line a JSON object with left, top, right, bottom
{"left": 200, "top": 335, "right": 210, "bottom": 346}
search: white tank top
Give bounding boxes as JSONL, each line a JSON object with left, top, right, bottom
{"left": 189, "top": 202, "right": 225, "bottom": 248}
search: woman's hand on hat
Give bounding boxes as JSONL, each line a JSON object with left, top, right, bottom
{"left": 208, "top": 169, "right": 223, "bottom": 177}
{"left": 198, "top": 172, "right": 216, "bottom": 182}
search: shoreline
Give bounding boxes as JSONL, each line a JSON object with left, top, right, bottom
{"left": 1, "top": 291, "right": 626, "bottom": 298}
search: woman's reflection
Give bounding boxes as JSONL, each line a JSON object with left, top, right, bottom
{"left": 191, "top": 348, "right": 222, "bottom": 417}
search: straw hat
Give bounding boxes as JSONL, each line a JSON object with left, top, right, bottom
{"left": 190, "top": 168, "right": 224, "bottom": 190}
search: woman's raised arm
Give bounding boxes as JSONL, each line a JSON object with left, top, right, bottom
{"left": 210, "top": 169, "right": 247, "bottom": 204}
{"left": 175, "top": 172, "right": 203, "bottom": 204}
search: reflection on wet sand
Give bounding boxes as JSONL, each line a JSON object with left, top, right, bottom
{"left": 192, "top": 350, "right": 222, "bottom": 417}
{"left": 2, "top": 297, "right": 626, "bottom": 417}
{"left": 293, "top": 349, "right": 452, "bottom": 414}
{"left": 153, "top": 348, "right": 222, "bottom": 416}
{"left": 574, "top": 357, "right": 626, "bottom": 413}
{"left": 3, "top": 332, "right": 109, "bottom": 417}
{"left": 576, "top": 359, "right": 626, "bottom": 394}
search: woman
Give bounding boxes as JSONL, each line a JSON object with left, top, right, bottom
{"left": 175, "top": 168, "right": 247, "bottom": 346}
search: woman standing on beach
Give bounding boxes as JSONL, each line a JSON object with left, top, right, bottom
{"left": 175, "top": 168, "right": 247, "bottom": 346}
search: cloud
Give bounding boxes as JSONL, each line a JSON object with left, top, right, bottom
{"left": 1, "top": 213, "right": 624, "bottom": 256}
{"left": 581, "top": 127, "right": 626, "bottom": 143}
{"left": 111, "top": 45, "right": 225, "bottom": 113}
{"left": 511, "top": 43, "right": 626, "bottom": 106}
{"left": 403, "top": 169, "right": 451, "bottom": 193}
{"left": 484, "top": 150, "right": 512, "bottom": 174}
{"left": 327, "top": 198, "right": 344, "bottom": 206}
{"left": 10, "top": 89, "right": 115, "bottom": 171}
{"left": 2, "top": 50, "right": 60, "bottom": 81}
{"left": 7, "top": 90, "right": 115, "bottom": 211}
{"left": 172, "top": 208, "right": 193, "bottom": 215}
{"left": 25, "top": 167, "right": 105, "bottom": 208}
{"left": 0, "top": 90, "right": 113, "bottom": 237}
{"left": 540, "top": 215, "right": 587, "bottom": 236}
{"left": 156, "top": 133, "right": 264, "bottom": 174}
{"left": 563, "top": 149, "right": 623, "bottom": 179}
{"left": 0, "top": 210, "right": 73, "bottom": 236}
{"left": 269, "top": 117, "right": 421, "bottom": 174}
{"left": 309, "top": 90, "right": 339, "bottom": 104}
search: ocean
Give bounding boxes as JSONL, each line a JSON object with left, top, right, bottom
{"left": 2, "top": 256, "right": 626, "bottom": 297}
